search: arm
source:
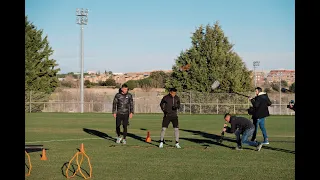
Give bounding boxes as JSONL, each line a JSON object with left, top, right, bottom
{"left": 112, "top": 94, "right": 118, "bottom": 114}
{"left": 129, "top": 94, "right": 134, "bottom": 114}
{"left": 176, "top": 96, "right": 181, "bottom": 109}
{"left": 226, "top": 120, "right": 237, "bottom": 133}
{"left": 160, "top": 97, "right": 167, "bottom": 113}
{"left": 266, "top": 96, "right": 272, "bottom": 106}
{"left": 251, "top": 97, "right": 260, "bottom": 108}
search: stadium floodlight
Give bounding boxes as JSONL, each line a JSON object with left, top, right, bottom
{"left": 76, "top": 8, "right": 89, "bottom": 113}
{"left": 253, "top": 61, "right": 260, "bottom": 87}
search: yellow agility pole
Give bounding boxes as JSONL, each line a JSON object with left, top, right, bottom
{"left": 25, "top": 151, "right": 32, "bottom": 176}
{"left": 66, "top": 144, "right": 92, "bottom": 179}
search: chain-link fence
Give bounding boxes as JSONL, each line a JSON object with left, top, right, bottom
{"left": 25, "top": 89, "right": 295, "bottom": 115}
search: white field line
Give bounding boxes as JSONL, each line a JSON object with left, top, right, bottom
{"left": 25, "top": 135, "right": 295, "bottom": 144}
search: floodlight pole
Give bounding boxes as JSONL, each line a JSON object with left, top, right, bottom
{"left": 279, "top": 71, "right": 282, "bottom": 115}
{"left": 76, "top": 8, "right": 88, "bottom": 113}
{"left": 253, "top": 61, "right": 260, "bottom": 87}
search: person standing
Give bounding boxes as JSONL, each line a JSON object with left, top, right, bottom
{"left": 223, "top": 113, "right": 263, "bottom": 151}
{"left": 112, "top": 84, "right": 134, "bottom": 144}
{"left": 249, "top": 87, "right": 272, "bottom": 144}
{"left": 159, "top": 88, "right": 181, "bottom": 148}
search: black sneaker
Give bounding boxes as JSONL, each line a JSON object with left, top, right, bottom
{"left": 235, "top": 146, "right": 243, "bottom": 150}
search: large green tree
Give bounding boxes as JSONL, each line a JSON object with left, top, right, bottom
{"left": 25, "top": 16, "right": 60, "bottom": 112}
{"left": 165, "top": 21, "right": 252, "bottom": 93}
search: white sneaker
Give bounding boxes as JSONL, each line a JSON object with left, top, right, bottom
{"left": 159, "top": 142, "right": 164, "bottom": 148}
{"left": 175, "top": 143, "right": 181, "bottom": 149}
{"left": 116, "top": 137, "right": 122, "bottom": 144}
{"left": 122, "top": 139, "right": 126, "bottom": 144}
{"left": 256, "top": 143, "right": 263, "bottom": 151}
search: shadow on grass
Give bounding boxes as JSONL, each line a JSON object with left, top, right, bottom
{"left": 25, "top": 163, "right": 30, "bottom": 172}
{"left": 83, "top": 128, "right": 116, "bottom": 142}
{"left": 180, "top": 129, "right": 237, "bottom": 144}
{"left": 25, "top": 145, "right": 48, "bottom": 153}
{"left": 260, "top": 145, "right": 295, "bottom": 154}
{"left": 61, "top": 162, "right": 90, "bottom": 178}
{"left": 180, "top": 128, "right": 295, "bottom": 153}
{"left": 180, "top": 137, "right": 235, "bottom": 149}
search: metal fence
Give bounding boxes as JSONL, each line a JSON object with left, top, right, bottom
{"left": 25, "top": 89, "right": 295, "bottom": 115}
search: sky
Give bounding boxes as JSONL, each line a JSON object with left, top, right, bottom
{"left": 25, "top": 0, "right": 295, "bottom": 74}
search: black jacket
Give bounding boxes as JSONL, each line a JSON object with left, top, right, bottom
{"left": 250, "top": 92, "right": 272, "bottom": 119}
{"left": 112, "top": 92, "right": 134, "bottom": 114}
{"left": 160, "top": 94, "right": 181, "bottom": 116}
{"left": 226, "top": 116, "right": 255, "bottom": 134}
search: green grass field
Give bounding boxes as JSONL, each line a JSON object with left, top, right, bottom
{"left": 25, "top": 113, "right": 295, "bottom": 180}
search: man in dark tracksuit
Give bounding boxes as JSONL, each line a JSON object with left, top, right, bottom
{"left": 112, "top": 84, "right": 134, "bottom": 144}
{"left": 223, "top": 113, "right": 263, "bottom": 151}
{"left": 249, "top": 87, "right": 272, "bottom": 144}
{"left": 159, "top": 88, "right": 181, "bottom": 148}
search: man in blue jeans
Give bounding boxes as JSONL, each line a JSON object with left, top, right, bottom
{"left": 249, "top": 87, "right": 272, "bottom": 144}
{"left": 223, "top": 113, "right": 263, "bottom": 151}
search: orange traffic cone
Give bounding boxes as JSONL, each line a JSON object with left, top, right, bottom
{"left": 145, "top": 131, "right": 151, "bottom": 142}
{"left": 80, "top": 143, "right": 85, "bottom": 153}
{"left": 40, "top": 148, "right": 47, "bottom": 160}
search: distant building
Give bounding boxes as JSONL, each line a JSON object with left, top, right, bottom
{"left": 266, "top": 69, "right": 295, "bottom": 85}
{"left": 87, "top": 71, "right": 96, "bottom": 75}
{"left": 251, "top": 71, "right": 267, "bottom": 87}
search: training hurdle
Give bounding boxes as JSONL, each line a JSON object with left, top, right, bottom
{"left": 25, "top": 145, "right": 47, "bottom": 177}
{"left": 66, "top": 143, "right": 92, "bottom": 179}
{"left": 25, "top": 150, "right": 32, "bottom": 176}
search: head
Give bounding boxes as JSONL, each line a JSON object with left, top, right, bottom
{"left": 255, "top": 87, "right": 263, "bottom": 96}
{"left": 224, "top": 113, "right": 231, "bottom": 123}
{"left": 169, "top": 88, "right": 177, "bottom": 97}
{"left": 121, "top": 84, "right": 129, "bottom": 94}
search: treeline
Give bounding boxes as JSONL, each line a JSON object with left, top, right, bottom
{"left": 60, "top": 71, "right": 171, "bottom": 89}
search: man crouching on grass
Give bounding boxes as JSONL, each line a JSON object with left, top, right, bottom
{"left": 223, "top": 113, "right": 263, "bottom": 151}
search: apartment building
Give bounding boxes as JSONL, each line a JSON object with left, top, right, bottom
{"left": 266, "top": 69, "right": 295, "bottom": 85}
{"left": 251, "top": 71, "right": 267, "bottom": 87}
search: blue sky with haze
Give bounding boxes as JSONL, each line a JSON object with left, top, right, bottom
{"left": 25, "top": 0, "right": 294, "bottom": 73}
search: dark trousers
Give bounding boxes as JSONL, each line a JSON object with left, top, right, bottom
{"left": 116, "top": 113, "right": 129, "bottom": 139}
{"left": 251, "top": 118, "right": 258, "bottom": 141}
{"left": 162, "top": 114, "right": 179, "bottom": 128}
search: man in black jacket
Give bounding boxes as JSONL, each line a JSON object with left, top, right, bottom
{"left": 288, "top": 100, "right": 295, "bottom": 111}
{"left": 159, "top": 88, "right": 181, "bottom": 148}
{"left": 112, "top": 84, "right": 134, "bottom": 144}
{"left": 249, "top": 87, "right": 272, "bottom": 144}
{"left": 223, "top": 113, "right": 263, "bottom": 151}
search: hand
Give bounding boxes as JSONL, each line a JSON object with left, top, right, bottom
{"left": 223, "top": 123, "right": 227, "bottom": 127}
{"left": 113, "top": 113, "right": 116, "bottom": 118}
{"left": 248, "top": 97, "right": 253, "bottom": 100}
{"left": 223, "top": 128, "right": 226, "bottom": 132}
{"left": 129, "top": 113, "right": 133, "bottom": 118}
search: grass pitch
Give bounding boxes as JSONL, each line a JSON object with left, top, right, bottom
{"left": 25, "top": 113, "right": 295, "bottom": 180}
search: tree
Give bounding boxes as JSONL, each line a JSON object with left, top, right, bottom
{"left": 149, "top": 71, "right": 169, "bottom": 88}
{"left": 165, "top": 21, "right": 252, "bottom": 93}
{"left": 105, "top": 78, "right": 116, "bottom": 86}
{"left": 289, "top": 82, "right": 295, "bottom": 92}
{"left": 125, "top": 80, "right": 137, "bottom": 90}
{"left": 25, "top": 16, "right": 60, "bottom": 112}
{"left": 281, "top": 80, "right": 288, "bottom": 87}
{"left": 270, "top": 81, "right": 280, "bottom": 92}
